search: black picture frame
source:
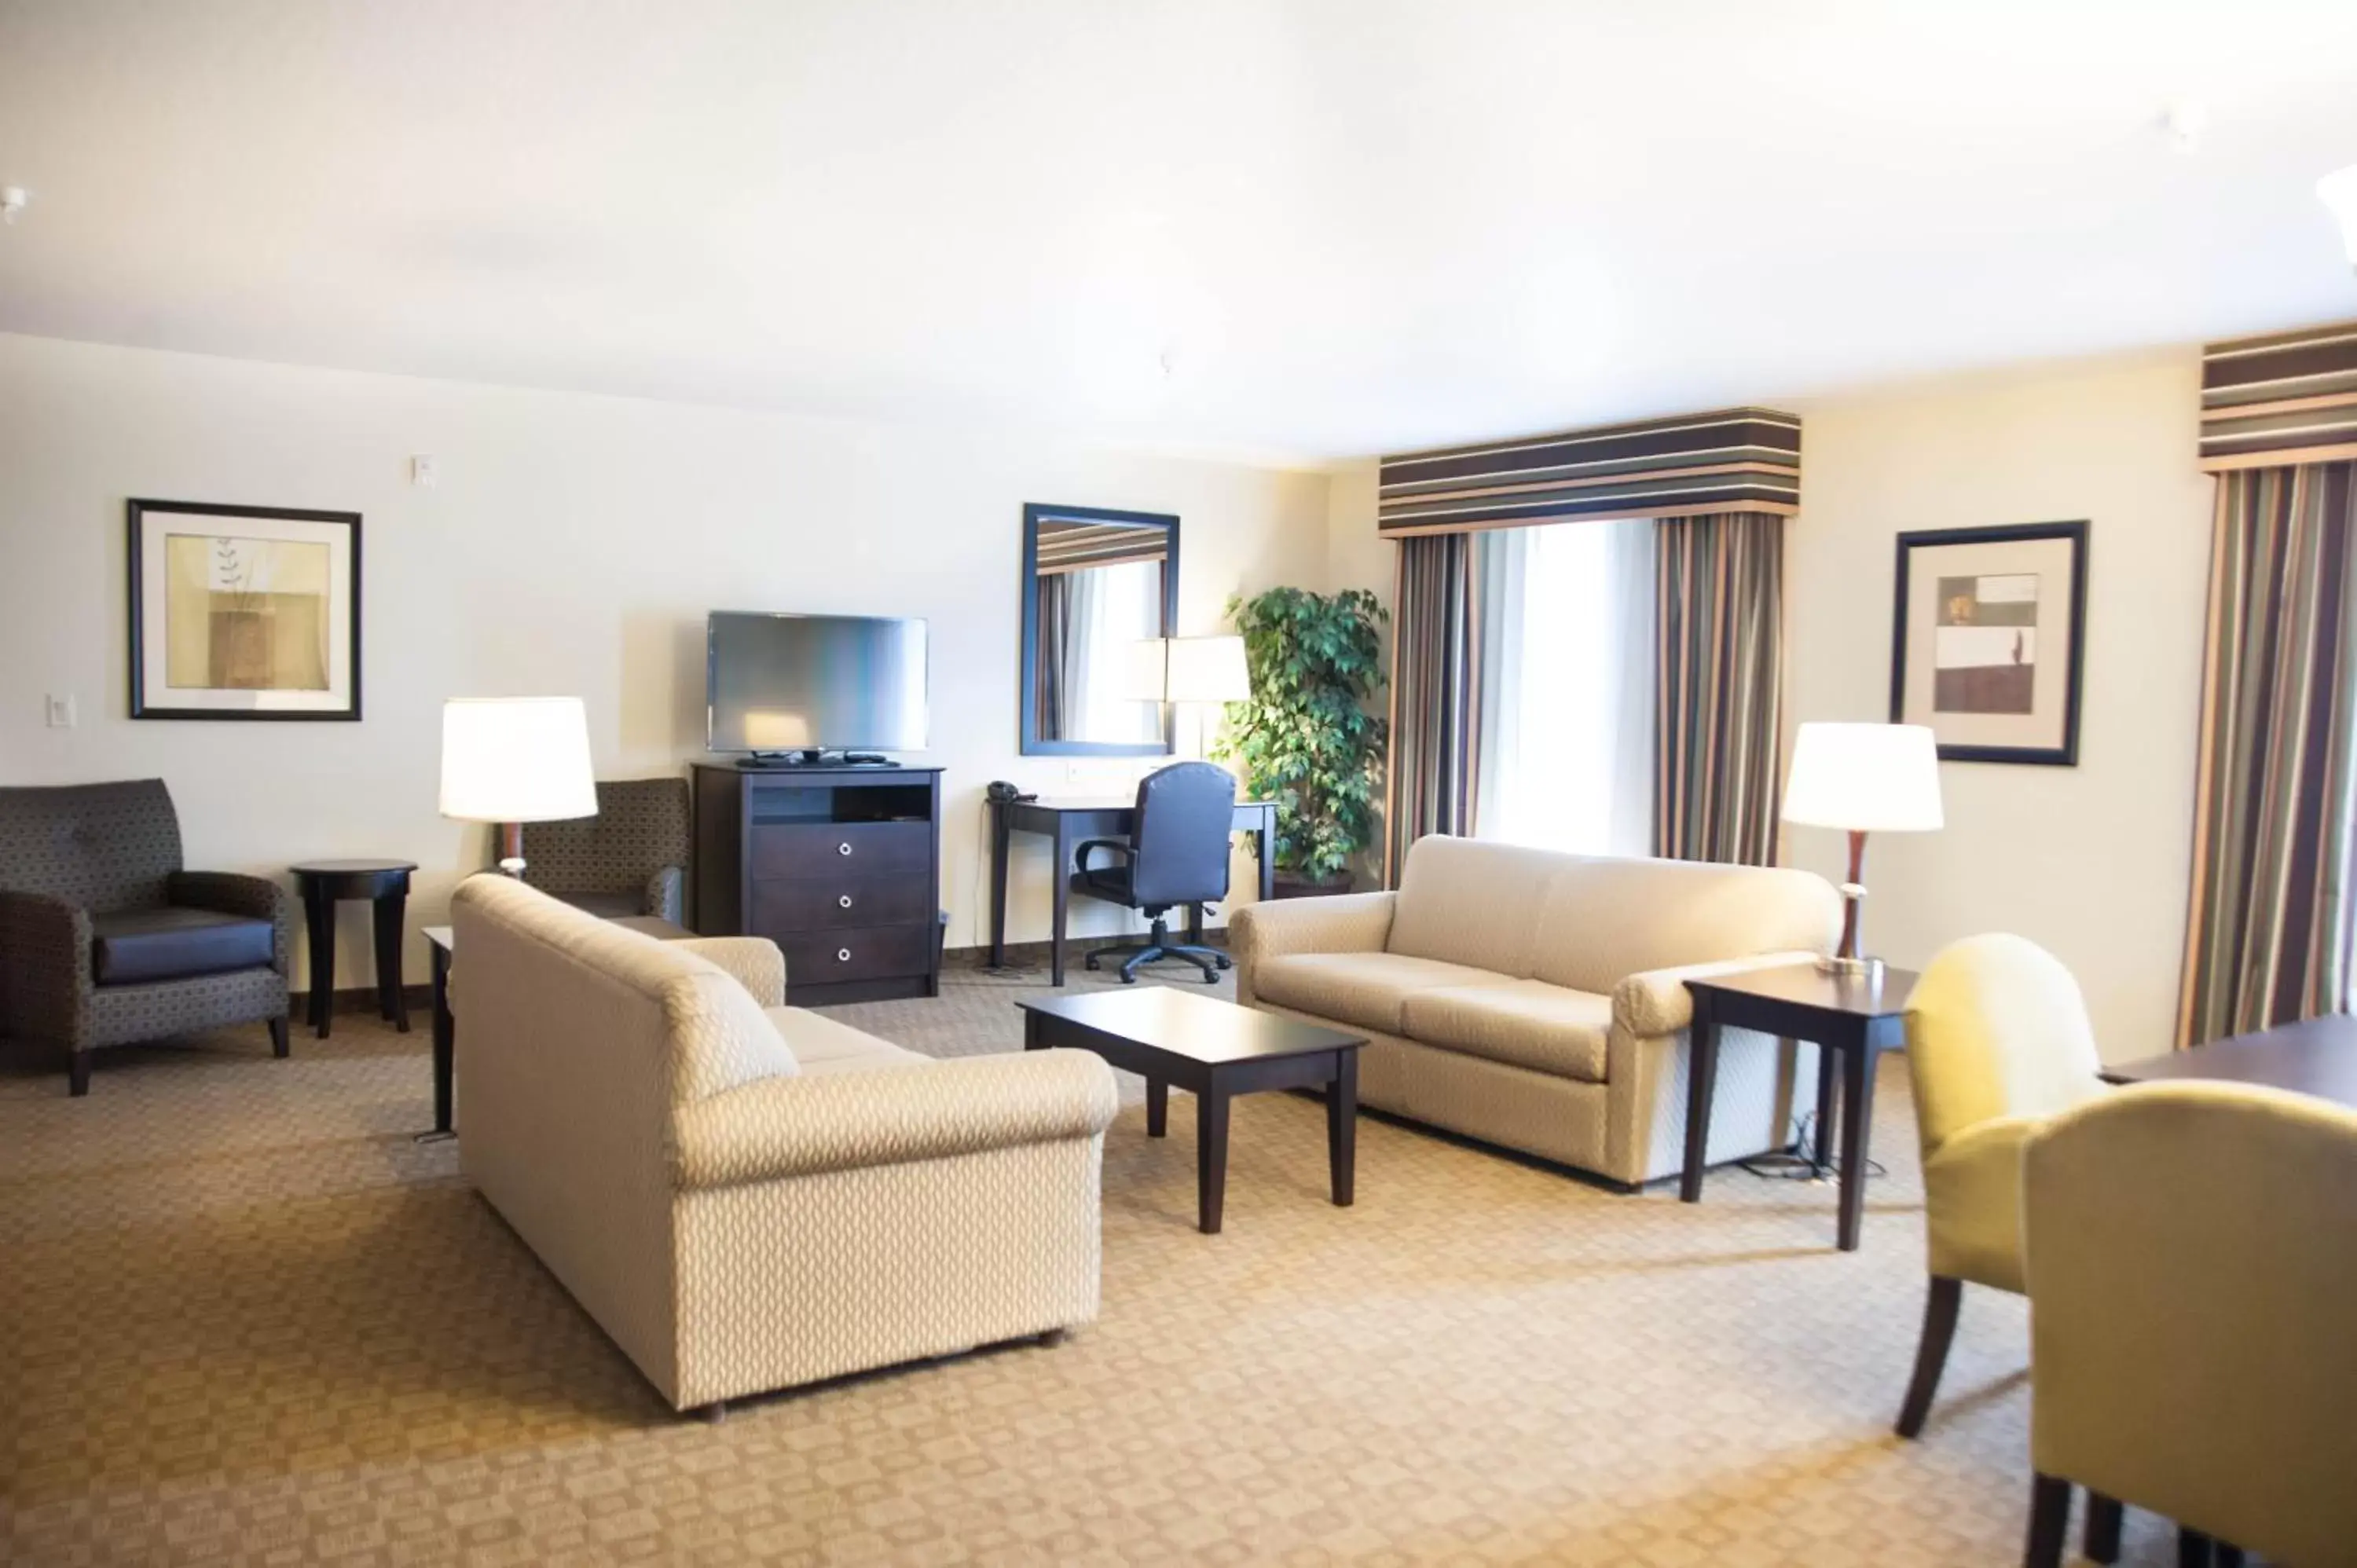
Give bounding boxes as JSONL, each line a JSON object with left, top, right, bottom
{"left": 1890, "top": 519, "right": 2088, "bottom": 766}
{"left": 1018, "top": 502, "right": 1178, "bottom": 757}
{"left": 128, "top": 498, "right": 364, "bottom": 721}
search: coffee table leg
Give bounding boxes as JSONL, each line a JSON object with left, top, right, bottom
{"left": 1197, "top": 1086, "right": 1230, "bottom": 1235}
{"left": 1327, "top": 1050, "right": 1357, "bottom": 1207}
{"left": 1146, "top": 1078, "right": 1168, "bottom": 1138}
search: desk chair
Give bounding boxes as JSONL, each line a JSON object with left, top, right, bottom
{"left": 1072, "top": 761, "right": 1236, "bottom": 984}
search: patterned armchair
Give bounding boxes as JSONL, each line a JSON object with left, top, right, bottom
{"left": 0, "top": 779, "right": 291, "bottom": 1096}
{"left": 519, "top": 776, "right": 691, "bottom": 926}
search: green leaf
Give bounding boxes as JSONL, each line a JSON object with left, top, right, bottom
{"left": 1214, "top": 586, "right": 1390, "bottom": 877}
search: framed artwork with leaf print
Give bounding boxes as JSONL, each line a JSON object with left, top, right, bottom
{"left": 128, "top": 499, "right": 362, "bottom": 720}
{"left": 1890, "top": 520, "right": 2087, "bottom": 766}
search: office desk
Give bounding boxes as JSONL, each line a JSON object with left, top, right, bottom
{"left": 988, "top": 795, "right": 1277, "bottom": 986}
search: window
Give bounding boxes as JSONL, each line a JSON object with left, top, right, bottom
{"left": 1475, "top": 519, "right": 1655, "bottom": 856}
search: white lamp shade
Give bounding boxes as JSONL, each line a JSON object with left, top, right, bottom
{"left": 1781, "top": 722, "right": 1944, "bottom": 833}
{"left": 438, "top": 697, "right": 599, "bottom": 823}
{"left": 2322, "top": 163, "right": 2357, "bottom": 267}
{"left": 1165, "top": 636, "right": 1251, "bottom": 704}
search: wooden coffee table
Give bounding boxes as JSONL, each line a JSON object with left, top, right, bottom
{"left": 1017, "top": 987, "right": 1364, "bottom": 1234}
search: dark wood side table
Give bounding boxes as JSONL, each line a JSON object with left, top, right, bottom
{"left": 1017, "top": 987, "right": 1362, "bottom": 1234}
{"left": 1681, "top": 961, "right": 1918, "bottom": 1252}
{"left": 291, "top": 859, "right": 419, "bottom": 1039}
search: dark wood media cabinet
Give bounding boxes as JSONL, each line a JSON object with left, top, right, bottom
{"left": 691, "top": 761, "right": 945, "bottom": 1005}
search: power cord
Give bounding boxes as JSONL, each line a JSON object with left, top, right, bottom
{"left": 1738, "top": 1106, "right": 1885, "bottom": 1183}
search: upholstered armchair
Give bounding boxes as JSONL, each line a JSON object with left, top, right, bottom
{"left": 519, "top": 775, "right": 691, "bottom": 925}
{"left": 1893, "top": 933, "right": 2106, "bottom": 1438}
{"left": 0, "top": 779, "right": 291, "bottom": 1095}
{"left": 2022, "top": 1083, "right": 2357, "bottom": 1566}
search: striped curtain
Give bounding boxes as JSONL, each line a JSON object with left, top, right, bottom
{"left": 1652, "top": 511, "right": 1785, "bottom": 865}
{"left": 1386, "top": 533, "right": 1484, "bottom": 885}
{"left": 2176, "top": 462, "right": 2357, "bottom": 1047}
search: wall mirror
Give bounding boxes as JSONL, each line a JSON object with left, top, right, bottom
{"left": 1020, "top": 503, "right": 1178, "bottom": 756}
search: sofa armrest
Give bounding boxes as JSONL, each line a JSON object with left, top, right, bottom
{"left": 669, "top": 1048, "right": 1119, "bottom": 1190}
{"left": 1230, "top": 891, "right": 1397, "bottom": 969}
{"left": 0, "top": 888, "right": 94, "bottom": 1045}
{"left": 645, "top": 865, "right": 685, "bottom": 925}
{"left": 1611, "top": 951, "right": 1831, "bottom": 1037}
{"left": 169, "top": 870, "right": 293, "bottom": 974}
{"left": 673, "top": 936, "right": 786, "bottom": 1007}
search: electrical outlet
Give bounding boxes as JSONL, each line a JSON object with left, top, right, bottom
{"left": 45, "top": 693, "right": 75, "bottom": 728}
{"left": 410, "top": 454, "right": 439, "bottom": 488}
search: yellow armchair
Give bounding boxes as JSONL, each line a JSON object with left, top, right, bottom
{"left": 2022, "top": 1083, "right": 2357, "bottom": 1566}
{"left": 1895, "top": 934, "right": 2105, "bottom": 1439}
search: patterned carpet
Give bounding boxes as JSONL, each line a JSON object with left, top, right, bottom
{"left": 1, "top": 954, "right": 2185, "bottom": 1565}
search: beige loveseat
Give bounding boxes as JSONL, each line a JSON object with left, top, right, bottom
{"left": 1231, "top": 836, "right": 1841, "bottom": 1188}
{"left": 451, "top": 874, "right": 1119, "bottom": 1415}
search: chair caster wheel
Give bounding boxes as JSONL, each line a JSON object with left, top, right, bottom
{"left": 1215, "top": 955, "right": 1232, "bottom": 970}
{"left": 1202, "top": 971, "right": 1219, "bottom": 984}
{"left": 1119, "top": 973, "right": 1138, "bottom": 984}
{"left": 1083, "top": 956, "right": 1099, "bottom": 971}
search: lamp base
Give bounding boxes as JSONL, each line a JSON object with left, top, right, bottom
{"left": 497, "top": 856, "right": 527, "bottom": 878}
{"left": 1816, "top": 954, "right": 1884, "bottom": 983}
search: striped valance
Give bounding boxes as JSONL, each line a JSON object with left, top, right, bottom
{"left": 1033, "top": 520, "right": 1168, "bottom": 574}
{"left": 2200, "top": 321, "right": 2357, "bottom": 472}
{"left": 1378, "top": 407, "right": 1802, "bottom": 536}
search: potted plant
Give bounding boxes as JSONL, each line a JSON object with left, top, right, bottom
{"left": 1217, "top": 587, "right": 1388, "bottom": 896}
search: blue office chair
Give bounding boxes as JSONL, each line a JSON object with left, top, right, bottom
{"left": 1072, "top": 761, "right": 1237, "bottom": 984}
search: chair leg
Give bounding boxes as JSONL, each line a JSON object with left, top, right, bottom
{"left": 2084, "top": 1493, "right": 2122, "bottom": 1564}
{"left": 2024, "top": 1474, "right": 2070, "bottom": 1568}
{"left": 1895, "top": 1275, "right": 1963, "bottom": 1438}
{"left": 68, "top": 1051, "right": 91, "bottom": 1097}
{"left": 268, "top": 1014, "right": 291, "bottom": 1059}
{"left": 2178, "top": 1528, "right": 2213, "bottom": 1566}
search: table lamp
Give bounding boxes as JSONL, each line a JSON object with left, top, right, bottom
{"left": 438, "top": 697, "right": 599, "bottom": 876}
{"left": 1131, "top": 636, "right": 1251, "bottom": 758}
{"left": 1781, "top": 722, "right": 1943, "bottom": 973}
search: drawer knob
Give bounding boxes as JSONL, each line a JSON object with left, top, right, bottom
{"left": 836, "top": 947, "right": 852, "bottom": 963}
{"left": 837, "top": 841, "right": 853, "bottom": 856}
{"left": 838, "top": 894, "right": 853, "bottom": 909}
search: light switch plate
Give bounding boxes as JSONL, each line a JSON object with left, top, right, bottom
{"left": 45, "top": 693, "right": 75, "bottom": 728}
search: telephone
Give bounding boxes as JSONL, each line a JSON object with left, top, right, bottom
{"left": 986, "top": 780, "right": 1037, "bottom": 804}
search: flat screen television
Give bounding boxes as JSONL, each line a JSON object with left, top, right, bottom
{"left": 706, "top": 611, "right": 929, "bottom": 757}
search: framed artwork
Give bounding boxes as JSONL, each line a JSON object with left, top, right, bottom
{"left": 1890, "top": 520, "right": 2087, "bottom": 765}
{"left": 128, "top": 499, "right": 362, "bottom": 720}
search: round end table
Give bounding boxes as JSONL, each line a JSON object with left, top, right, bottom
{"left": 291, "top": 859, "right": 420, "bottom": 1039}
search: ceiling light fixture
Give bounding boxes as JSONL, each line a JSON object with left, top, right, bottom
{"left": 0, "top": 187, "right": 27, "bottom": 225}
{"left": 2322, "top": 165, "right": 2357, "bottom": 272}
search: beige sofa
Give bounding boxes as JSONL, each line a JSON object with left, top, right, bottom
{"left": 1231, "top": 836, "right": 1841, "bottom": 1188}
{"left": 450, "top": 874, "right": 1119, "bottom": 1415}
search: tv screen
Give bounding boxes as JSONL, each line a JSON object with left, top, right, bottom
{"left": 706, "top": 612, "right": 929, "bottom": 754}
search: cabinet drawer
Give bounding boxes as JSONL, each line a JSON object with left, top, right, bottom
{"left": 751, "top": 821, "right": 931, "bottom": 878}
{"left": 773, "top": 925, "right": 933, "bottom": 986}
{"left": 752, "top": 874, "right": 930, "bottom": 933}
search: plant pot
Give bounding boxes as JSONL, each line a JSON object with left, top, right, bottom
{"left": 1270, "top": 870, "right": 1355, "bottom": 900}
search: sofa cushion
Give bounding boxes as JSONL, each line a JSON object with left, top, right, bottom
{"left": 763, "top": 1006, "right": 933, "bottom": 1078}
{"left": 1528, "top": 855, "right": 1840, "bottom": 996}
{"left": 1252, "top": 951, "right": 1508, "bottom": 1035}
{"left": 1384, "top": 836, "right": 1578, "bottom": 978}
{"left": 1399, "top": 980, "right": 1615, "bottom": 1083}
{"left": 90, "top": 906, "right": 273, "bottom": 985}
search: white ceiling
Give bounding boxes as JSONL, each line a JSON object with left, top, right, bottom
{"left": 3, "top": 0, "right": 2356, "bottom": 462}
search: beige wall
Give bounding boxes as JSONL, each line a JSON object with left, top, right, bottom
{"left": 0, "top": 332, "right": 1331, "bottom": 990}
{"left": 1325, "top": 350, "right": 2215, "bottom": 1060}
